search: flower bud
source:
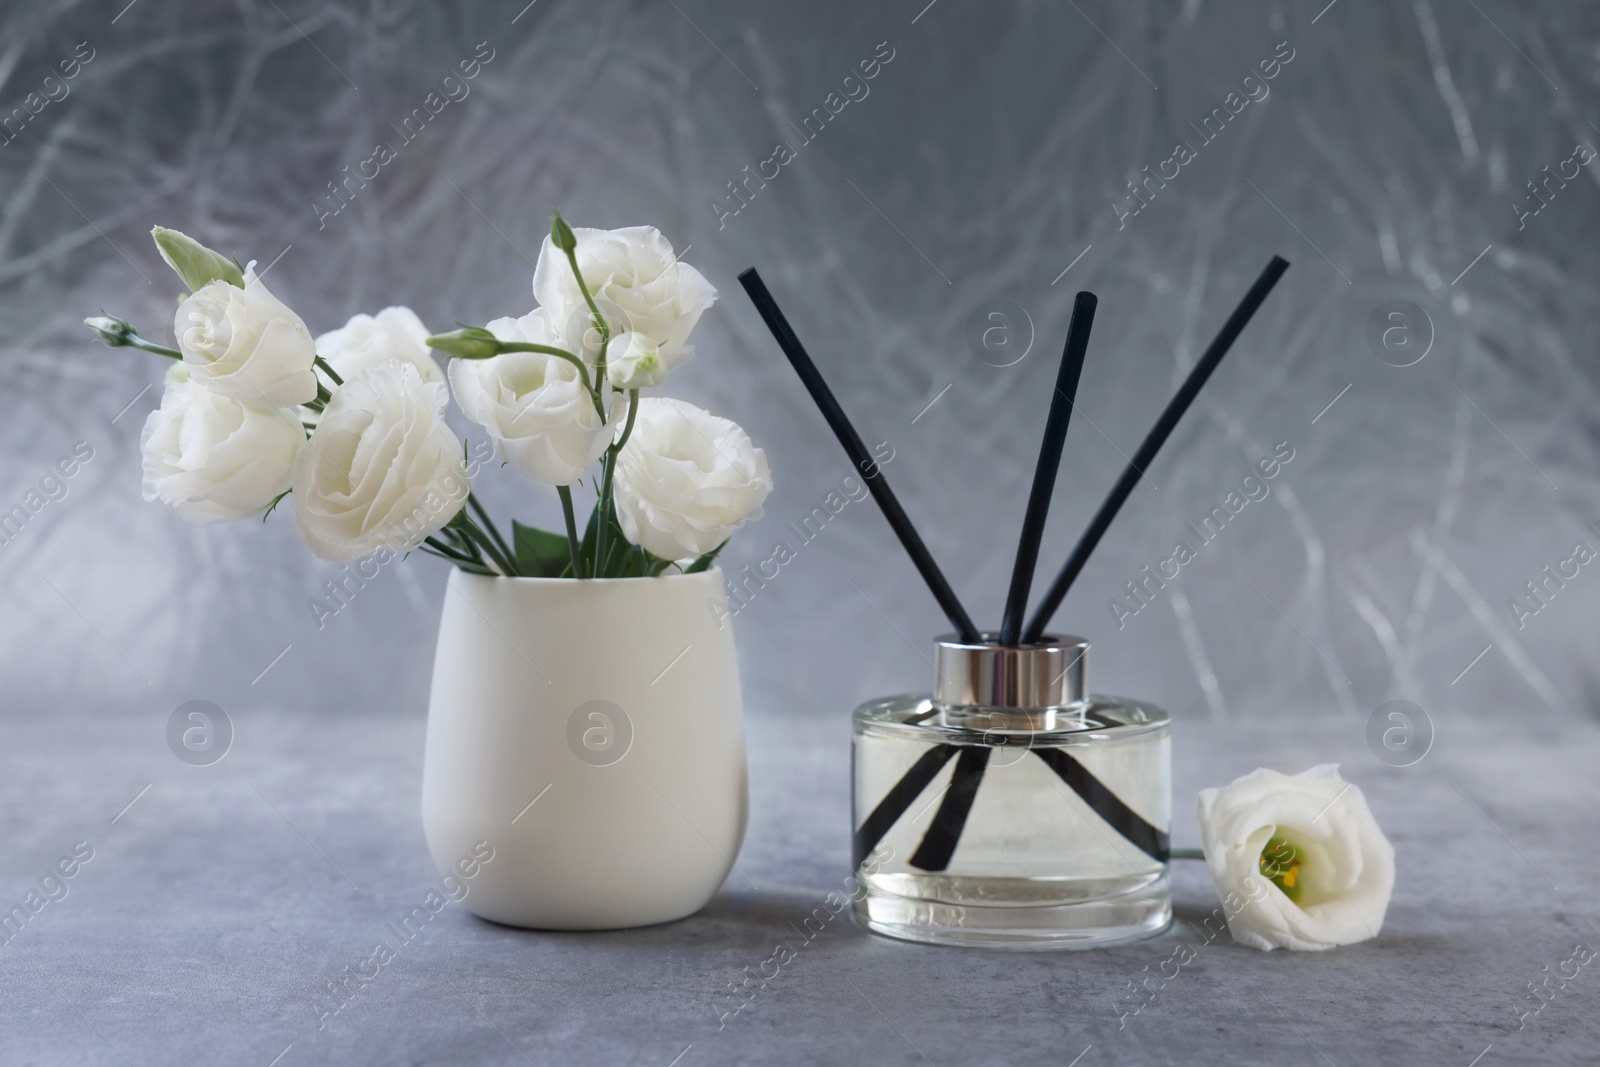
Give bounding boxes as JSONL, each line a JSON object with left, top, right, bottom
{"left": 549, "top": 211, "right": 577, "bottom": 253}
{"left": 84, "top": 314, "right": 134, "bottom": 347}
{"left": 606, "top": 331, "right": 671, "bottom": 389}
{"left": 426, "top": 326, "right": 501, "bottom": 360}
{"left": 151, "top": 226, "right": 245, "bottom": 292}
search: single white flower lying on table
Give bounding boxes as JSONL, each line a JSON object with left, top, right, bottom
{"left": 612, "top": 398, "right": 772, "bottom": 562}
{"left": 1196, "top": 763, "right": 1394, "bottom": 951}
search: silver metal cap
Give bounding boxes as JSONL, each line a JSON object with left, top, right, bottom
{"left": 933, "top": 633, "right": 1089, "bottom": 729}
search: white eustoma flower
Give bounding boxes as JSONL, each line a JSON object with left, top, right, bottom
{"left": 291, "top": 361, "right": 468, "bottom": 560}
{"left": 315, "top": 306, "right": 444, "bottom": 386}
{"left": 605, "top": 330, "right": 691, "bottom": 390}
{"left": 174, "top": 267, "right": 318, "bottom": 407}
{"left": 1196, "top": 764, "right": 1395, "bottom": 951}
{"left": 612, "top": 398, "right": 771, "bottom": 561}
{"left": 141, "top": 382, "right": 304, "bottom": 525}
{"left": 532, "top": 225, "right": 716, "bottom": 372}
{"left": 448, "top": 310, "right": 615, "bottom": 486}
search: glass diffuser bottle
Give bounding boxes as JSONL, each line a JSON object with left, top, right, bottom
{"left": 741, "top": 259, "right": 1288, "bottom": 950}
{"left": 852, "top": 634, "right": 1171, "bottom": 948}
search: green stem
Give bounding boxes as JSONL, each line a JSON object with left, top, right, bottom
{"left": 423, "top": 535, "right": 475, "bottom": 563}
{"left": 563, "top": 246, "right": 611, "bottom": 406}
{"left": 127, "top": 335, "right": 182, "bottom": 359}
{"left": 594, "top": 464, "right": 614, "bottom": 580}
{"left": 421, "top": 535, "right": 496, "bottom": 574}
{"left": 1169, "top": 848, "right": 1206, "bottom": 862}
{"left": 421, "top": 547, "right": 495, "bottom": 575}
{"left": 565, "top": 250, "right": 610, "bottom": 345}
{"left": 556, "top": 485, "right": 583, "bottom": 578}
{"left": 449, "top": 509, "right": 516, "bottom": 576}
{"left": 591, "top": 390, "right": 641, "bottom": 578}
{"left": 467, "top": 493, "right": 515, "bottom": 571}
{"left": 435, "top": 523, "right": 486, "bottom": 569}
{"left": 314, "top": 355, "right": 345, "bottom": 387}
{"left": 592, "top": 505, "right": 610, "bottom": 580}
{"left": 497, "top": 342, "right": 596, "bottom": 399}
{"left": 468, "top": 519, "right": 518, "bottom": 576}
{"left": 614, "top": 389, "right": 641, "bottom": 452}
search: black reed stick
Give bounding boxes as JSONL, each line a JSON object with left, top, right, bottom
{"left": 739, "top": 267, "right": 980, "bottom": 643}
{"left": 867, "top": 741, "right": 1172, "bottom": 873}
{"left": 1021, "top": 256, "right": 1289, "bottom": 643}
{"left": 853, "top": 744, "right": 958, "bottom": 868}
{"left": 908, "top": 746, "right": 990, "bottom": 870}
{"left": 998, "top": 292, "right": 1096, "bottom": 647}
{"left": 906, "top": 261, "right": 1287, "bottom": 873}
{"left": 1033, "top": 749, "right": 1169, "bottom": 861}
{"left": 914, "top": 296, "right": 1098, "bottom": 871}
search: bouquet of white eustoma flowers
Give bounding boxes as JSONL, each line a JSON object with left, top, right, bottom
{"left": 87, "top": 216, "right": 772, "bottom": 577}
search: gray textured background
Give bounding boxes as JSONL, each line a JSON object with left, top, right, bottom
{"left": 2, "top": 0, "right": 1599, "bottom": 1064}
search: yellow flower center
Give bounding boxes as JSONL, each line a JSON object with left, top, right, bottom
{"left": 1259, "top": 835, "right": 1305, "bottom": 902}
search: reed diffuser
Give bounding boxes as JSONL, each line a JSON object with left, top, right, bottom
{"left": 741, "top": 256, "right": 1289, "bottom": 948}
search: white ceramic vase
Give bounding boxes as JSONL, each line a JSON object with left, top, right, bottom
{"left": 421, "top": 568, "right": 747, "bottom": 929}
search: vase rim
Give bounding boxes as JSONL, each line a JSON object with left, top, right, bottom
{"left": 449, "top": 566, "right": 722, "bottom": 584}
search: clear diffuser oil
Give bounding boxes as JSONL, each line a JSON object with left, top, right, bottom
{"left": 851, "top": 635, "right": 1171, "bottom": 948}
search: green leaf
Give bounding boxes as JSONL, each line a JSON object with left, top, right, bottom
{"left": 151, "top": 226, "right": 245, "bottom": 292}
{"left": 605, "top": 549, "right": 637, "bottom": 579}
{"left": 598, "top": 529, "right": 678, "bottom": 579}
{"left": 578, "top": 503, "right": 676, "bottom": 579}
{"left": 602, "top": 515, "right": 634, "bottom": 577}
{"left": 578, "top": 502, "right": 601, "bottom": 578}
{"left": 685, "top": 540, "right": 727, "bottom": 574}
{"left": 600, "top": 513, "right": 629, "bottom": 575}
{"left": 512, "top": 521, "right": 575, "bottom": 578}
{"left": 571, "top": 496, "right": 688, "bottom": 579}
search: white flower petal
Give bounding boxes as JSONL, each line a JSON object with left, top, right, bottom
{"left": 612, "top": 398, "right": 771, "bottom": 561}
{"left": 291, "top": 361, "right": 468, "bottom": 560}
{"left": 315, "top": 306, "right": 443, "bottom": 386}
{"left": 447, "top": 343, "right": 613, "bottom": 486}
{"left": 141, "top": 382, "right": 303, "bottom": 525}
{"left": 1196, "top": 764, "right": 1395, "bottom": 951}
{"left": 175, "top": 269, "right": 318, "bottom": 406}
{"left": 529, "top": 225, "right": 715, "bottom": 381}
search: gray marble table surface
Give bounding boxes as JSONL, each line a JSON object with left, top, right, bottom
{"left": 0, "top": 705, "right": 1593, "bottom": 1066}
